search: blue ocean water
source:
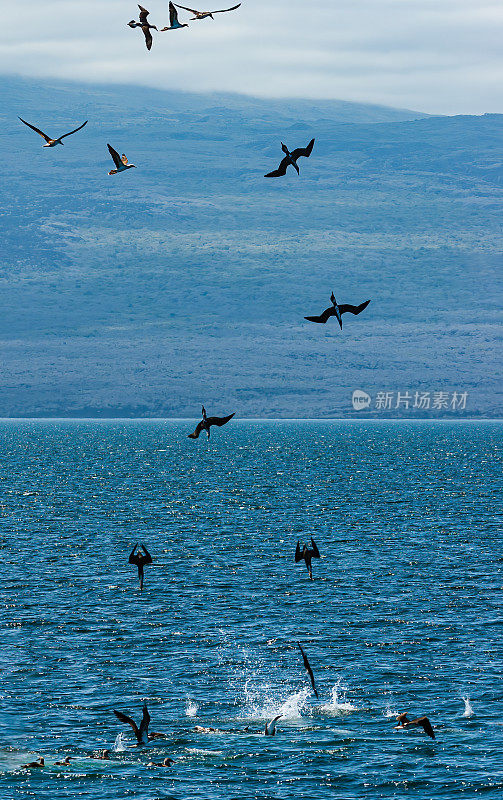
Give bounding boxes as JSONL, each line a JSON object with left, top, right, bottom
{"left": 0, "top": 419, "right": 501, "bottom": 800}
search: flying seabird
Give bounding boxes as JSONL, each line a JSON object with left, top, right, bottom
{"left": 173, "top": 3, "right": 241, "bottom": 19}
{"left": 265, "top": 138, "right": 315, "bottom": 178}
{"left": 295, "top": 537, "right": 320, "bottom": 580}
{"left": 113, "top": 703, "right": 151, "bottom": 745}
{"left": 129, "top": 543, "right": 153, "bottom": 591}
{"left": 297, "top": 642, "right": 319, "bottom": 698}
{"left": 127, "top": 6, "right": 158, "bottom": 50}
{"left": 161, "top": 2, "right": 189, "bottom": 30}
{"left": 18, "top": 117, "right": 87, "bottom": 147}
{"left": 188, "top": 405, "right": 235, "bottom": 439}
{"left": 304, "top": 293, "right": 371, "bottom": 329}
{"left": 107, "top": 143, "right": 137, "bottom": 175}
{"left": 21, "top": 757, "right": 44, "bottom": 768}
{"left": 395, "top": 712, "right": 435, "bottom": 739}
{"left": 264, "top": 715, "right": 282, "bottom": 736}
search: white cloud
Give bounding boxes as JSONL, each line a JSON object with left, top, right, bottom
{"left": 1, "top": 0, "right": 502, "bottom": 114}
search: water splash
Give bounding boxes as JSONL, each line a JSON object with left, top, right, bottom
{"left": 242, "top": 687, "right": 310, "bottom": 722}
{"left": 462, "top": 697, "right": 475, "bottom": 718}
{"left": 112, "top": 732, "right": 126, "bottom": 752}
{"left": 186, "top": 700, "right": 198, "bottom": 718}
{"left": 320, "top": 682, "right": 358, "bottom": 716}
{"left": 384, "top": 704, "right": 399, "bottom": 719}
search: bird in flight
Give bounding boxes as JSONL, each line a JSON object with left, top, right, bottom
{"left": 297, "top": 642, "right": 319, "bottom": 698}
{"left": 265, "top": 138, "right": 315, "bottom": 178}
{"left": 127, "top": 6, "right": 158, "bottom": 50}
{"left": 304, "top": 293, "right": 370, "bottom": 329}
{"left": 107, "top": 144, "right": 137, "bottom": 175}
{"left": 18, "top": 117, "right": 87, "bottom": 147}
{"left": 188, "top": 406, "right": 235, "bottom": 439}
{"left": 295, "top": 537, "right": 320, "bottom": 580}
{"left": 394, "top": 713, "right": 436, "bottom": 739}
{"left": 173, "top": 3, "right": 241, "bottom": 20}
{"left": 161, "top": 2, "right": 189, "bottom": 30}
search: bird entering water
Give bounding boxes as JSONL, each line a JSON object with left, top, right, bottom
{"left": 295, "top": 537, "right": 320, "bottom": 580}
{"left": 265, "top": 138, "right": 315, "bottom": 177}
{"left": 18, "top": 117, "right": 87, "bottom": 147}
{"left": 188, "top": 406, "right": 235, "bottom": 439}
{"left": 161, "top": 2, "right": 189, "bottom": 30}
{"left": 394, "top": 712, "right": 435, "bottom": 739}
{"left": 173, "top": 3, "right": 241, "bottom": 19}
{"left": 264, "top": 715, "right": 282, "bottom": 735}
{"left": 113, "top": 703, "right": 151, "bottom": 745}
{"left": 127, "top": 5, "right": 158, "bottom": 50}
{"left": 305, "top": 293, "right": 371, "bottom": 329}
{"left": 128, "top": 543, "right": 153, "bottom": 590}
{"left": 297, "top": 642, "right": 319, "bottom": 698}
{"left": 107, "top": 144, "right": 137, "bottom": 175}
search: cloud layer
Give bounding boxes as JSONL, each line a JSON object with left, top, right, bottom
{"left": 1, "top": 1, "right": 502, "bottom": 114}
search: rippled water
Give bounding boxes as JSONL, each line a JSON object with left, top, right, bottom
{"left": 0, "top": 420, "right": 502, "bottom": 799}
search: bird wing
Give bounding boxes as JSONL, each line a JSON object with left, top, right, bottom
{"left": 290, "top": 138, "right": 315, "bottom": 161}
{"left": 114, "top": 710, "right": 140, "bottom": 741}
{"left": 310, "top": 538, "right": 320, "bottom": 558}
{"left": 107, "top": 144, "right": 123, "bottom": 169}
{"left": 138, "top": 5, "right": 150, "bottom": 23}
{"left": 173, "top": 3, "right": 199, "bottom": 11}
{"left": 139, "top": 704, "right": 150, "bottom": 740}
{"left": 188, "top": 420, "right": 205, "bottom": 439}
{"left": 304, "top": 306, "right": 335, "bottom": 324}
{"left": 213, "top": 3, "right": 242, "bottom": 12}
{"left": 142, "top": 25, "right": 153, "bottom": 49}
{"left": 295, "top": 541, "right": 303, "bottom": 562}
{"left": 338, "top": 300, "right": 371, "bottom": 316}
{"left": 297, "top": 642, "right": 318, "bottom": 698}
{"left": 59, "top": 120, "right": 88, "bottom": 140}
{"left": 264, "top": 156, "right": 290, "bottom": 178}
{"left": 417, "top": 717, "right": 435, "bottom": 739}
{"left": 170, "top": 1, "right": 180, "bottom": 25}
{"left": 206, "top": 412, "right": 235, "bottom": 428}
{"left": 18, "top": 117, "right": 51, "bottom": 142}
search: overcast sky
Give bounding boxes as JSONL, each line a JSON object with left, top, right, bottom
{"left": 1, "top": 0, "right": 502, "bottom": 114}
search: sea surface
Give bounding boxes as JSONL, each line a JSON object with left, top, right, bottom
{"left": 0, "top": 419, "right": 501, "bottom": 800}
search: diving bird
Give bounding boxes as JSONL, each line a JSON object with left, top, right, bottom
{"left": 265, "top": 138, "right": 315, "bottom": 178}
{"left": 161, "top": 2, "right": 189, "bottom": 29}
{"left": 127, "top": 6, "right": 158, "bottom": 50}
{"left": 129, "top": 543, "right": 153, "bottom": 591}
{"left": 297, "top": 642, "right": 319, "bottom": 698}
{"left": 304, "top": 293, "right": 370, "bottom": 329}
{"left": 188, "top": 406, "right": 235, "bottom": 439}
{"left": 173, "top": 3, "right": 241, "bottom": 19}
{"left": 394, "top": 713, "right": 435, "bottom": 739}
{"left": 107, "top": 143, "right": 137, "bottom": 175}
{"left": 18, "top": 117, "right": 87, "bottom": 147}
{"left": 264, "top": 715, "right": 282, "bottom": 736}
{"left": 113, "top": 704, "right": 151, "bottom": 745}
{"left": 21, "top": 757, "right": 44, "bottom": 769}
{"left": 295, "top": 537, "right": 320, "bottom": 580}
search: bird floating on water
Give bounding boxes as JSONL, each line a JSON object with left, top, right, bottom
{"left": 304, "top": 293, "right": 370, "bottom": 329}
{"left": 295, "top": 537, "right": 320, "bottom": 580}
{"left": 161, "top": 2, "right": 189, "bottom": 30}
{"left": 265, "top": 138, "right": 315, "bottom": 178}
{"left": 54, "top": 756, "right": 72, "bottom": 766}
{"left": 297, "top": 642, "right": 319, "bottom": 698}
{"left": 264, "top": 715, "right": 282, "bottom": 735}
{"left": 128, "top": 6, "right": 157, "bottom": 50}
{"left": 129, "top": 543, "right": 153, "bottom": 590}
{"left": 395, "top": 712, "right": 435, "bottom": 739}
{"left": 147, "top": 757, "right": 175, "bottom": 766}
{"left": 188, "top": 405, "right": 235, "bottom": 439}
{"left": 21, "top": 757, "right": 44, "bottom": 768}
{"left": 18, "top": 117, "right": 87, "bottom": 147}
{"left": 107, "top": 144, "right": 137, "bottom": 175}
{"left": 173, "top": 3, "right": 241, "bottom": 20}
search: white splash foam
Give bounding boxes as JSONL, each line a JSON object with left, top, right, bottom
{"left": 384, "top": 705, "right": 399, "bottom": 718}
{"left": 186, "top": 700, "right": 198, "bottom": 718}
{"left": 462, "top": 697, "right": 475, "bottom": 718}
{"left": 321, "top": 683, "right": 358, "bottom": 716}
{"left": 112, "top": 732, "right": 126, "bottom": 752}
{"left": 243, "top": 688, "right": 310, "bottom": 722}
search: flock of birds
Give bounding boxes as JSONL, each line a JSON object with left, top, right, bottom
{"left": 14, "top": 0, "right": 444, "bottom": 779}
